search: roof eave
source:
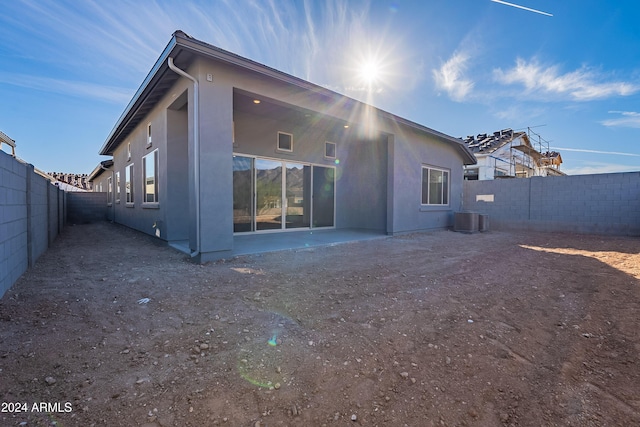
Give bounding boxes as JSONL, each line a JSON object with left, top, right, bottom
{"left": 88, "top": 159, "right": 114, "bottom": 182}
{"left": 99, "top": 36, "right": 178, "bottom": 156}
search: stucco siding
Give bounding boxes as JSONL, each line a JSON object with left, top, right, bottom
{"left": 388, "top": 128, "right": 465, "bottom": 234}
{"left": 336, "top": 136, "right": 388, "bottom": 231}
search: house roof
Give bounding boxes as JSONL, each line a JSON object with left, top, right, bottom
{"left": 462, "top": 129, "right": 529, "bottom": 155}
{"left": 99, "top": 30, "right": 476, "bottom": 165}
{"left": 542, "top": 151, "right": 562, "bottom": 160}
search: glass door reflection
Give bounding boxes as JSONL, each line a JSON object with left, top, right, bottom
{"left": 233, "top": 155, "right": 253, "bottom": 232}
{"left": 255, "top": 159, "right": 283, "bottom": 231}
{"left": 285, "top": 163, "right": 311, "bottom": 229}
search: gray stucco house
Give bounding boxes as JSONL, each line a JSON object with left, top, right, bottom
{"left": 91, "top": 30, "right": 476, "bottom": 262}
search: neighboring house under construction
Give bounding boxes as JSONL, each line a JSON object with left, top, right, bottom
{"left": 462, "top": 128, "right": 565, "bottom": 180}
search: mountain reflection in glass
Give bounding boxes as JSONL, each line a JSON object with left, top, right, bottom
{"left": 255, "top": 159, "right": 282, "bottom": 230}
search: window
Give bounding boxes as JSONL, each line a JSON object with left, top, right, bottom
{"left": 142, "top": 150, "right": 159, "bottom": 203}
{"left": 127, "top": 142, "right": 131, "bottom": 160}
{"left": 325, "top": 141, "right": 336, "bottom": 159}
{"left": 421, "top": 166, "right": 449, "bottom": 205}
{"left": 147, "top": 123, "right": 152, "bottom": 146}
{"left": 464, "top": 168, "right": 479, "bottom": 181}
{"left": 107, "top": 176, "right": 113, "bottom": 205}
{"left": 115, "top": 172, "right": 120, "bottom": 203}
{"left": 125, "top": 164, "right": 134, "bottom": 205}
{"left": 277, "top": 131, "right": 293, "bottom": 152}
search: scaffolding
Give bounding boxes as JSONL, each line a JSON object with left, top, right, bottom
{"left": 0, "top": 130, "right": 16, "bottom": 157}
{"left": 463, "top": 127, "right": 564, "bottom": 180}
{"left": 508, "top": 127, "right": 552, "bottom": 177}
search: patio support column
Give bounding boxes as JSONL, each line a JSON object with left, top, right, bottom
{"left": 194, "top": 60, "right": 234, "bottom": 262}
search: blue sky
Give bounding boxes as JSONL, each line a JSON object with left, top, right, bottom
{"left": 1, "top": 0, "right": 639, "bottom": 175}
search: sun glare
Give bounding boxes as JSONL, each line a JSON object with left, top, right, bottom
{"left": 359, "top": 60, "right": 381, "bottom": 85}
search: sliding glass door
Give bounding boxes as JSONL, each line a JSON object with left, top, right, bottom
{"left": 256, "top": 159, "right": 283, "bottom": 231}
{"left": 233, "top": 156, "right": 253, "bottom": 232}
{"left": 285, "top": 163, "right": 311, "bottom": 229}
{"left": 312, "top": 166, "right": 335, "bottom": 228}
{"left": 233, "top": 156, "right": 334, "bottom": 233}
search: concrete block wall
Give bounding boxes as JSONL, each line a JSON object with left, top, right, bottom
{"left": 67, "top": 192, "right": 107, "bottom": 224}
{"left": 0, "top": 151, "right": 28, "bottom": 297}
{"left": 463, "top": 172, "right": 640, "bottom": 235}
{"left": 27, "top": 170, "right": 49, "bottom": 266}
{"left": 0, "top": 151, "right": 67, "bottom": 297}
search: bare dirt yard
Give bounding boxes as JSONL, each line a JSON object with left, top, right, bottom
{"left": 1, "top": 222, "right": 639, "bottom": 427}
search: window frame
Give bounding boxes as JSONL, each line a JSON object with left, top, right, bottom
{"left": 421, "top": 166, "right": 450, "bottom": 206}
{"left": 115, "top": 171, "right": 120, "bottom": 203}
{"left": 277, "top": 131, "right": 293, "bottom": 152}
{"left": 107, "top": 176, "right": 113, "bottom": 206}
{"left": 324, "top": 141, "right": 336, "bottom": 159}
{"left": 142, "top": 149, "right": 159, "bottom": 205}
{"left": 147, "top": 123, "right": 152, "bottom": 147}
{"left": 125, "top": 163, "right": 134, "bottom": 206}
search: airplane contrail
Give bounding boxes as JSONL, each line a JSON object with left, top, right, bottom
{"left": 491, "top": 0, "right": 553, "bottom": 17}
{"left": 551, "top": 147, "right": 640, "bottom": 157}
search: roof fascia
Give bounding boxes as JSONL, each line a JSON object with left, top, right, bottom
{"left": 88, "top": 159, "right": 114, "bottom": 182}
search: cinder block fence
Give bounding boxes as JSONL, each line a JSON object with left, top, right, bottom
{"left": 0, "top": 151, "right": 66, "bottom": 297}
{"left": 463, "top": 172, "right": 640, "bottom": 236}
{"left": 67, "top": 192, "right": 107, "bottom": 224}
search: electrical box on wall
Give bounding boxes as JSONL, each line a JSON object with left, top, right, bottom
{"left": 206, "top": 73, "right": 213, "bottom": 82}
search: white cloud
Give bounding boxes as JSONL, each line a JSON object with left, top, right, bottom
{"left": 433, "top": 51, "right": 474, "bottom": 102}
{"left": 0, "top": 72, "right": 132, "bottom": 104}
{"left": 493, "top": 58, "right": 639, "bottom": 101}
{"left": 600, "top": 111, "right": 640, "bottom": 128}
{"left": 563, "top": 163, "right": 640, "bottom": 175}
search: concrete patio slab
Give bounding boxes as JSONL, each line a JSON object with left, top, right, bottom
{"left": 168, "top": 228, "right": 389, "bottom": 258}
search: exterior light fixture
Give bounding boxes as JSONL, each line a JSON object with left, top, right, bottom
{"left": 253, "top": 99, "right": 261, "bottom": 104}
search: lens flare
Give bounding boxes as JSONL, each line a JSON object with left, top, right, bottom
{"left": 268, "top": 333, "right": 278, "bottom": 346}
{"left": 236, "top": 311, "right": 301, "bottom": 389}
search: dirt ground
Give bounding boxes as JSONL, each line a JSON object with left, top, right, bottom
{"left": 1, "top": 222, "right": 639, "bottom": 427}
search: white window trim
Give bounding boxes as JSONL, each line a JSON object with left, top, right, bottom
{"left": 421, "top": 165, "right": 450, "bottom": 206}
{"left": 142, "top": 149, "right": 159, "bottom": 205}
{"left": 276, "top": 131, "right": 293, "bottom": 152}
{"left": 115, "top": 171, "right": 120, "bottom": 203}
{"left": 324, "top": 141, "right": 336, "bottom": 159}
{"left": 147, "top": 123, "right": 152, "bottom": 147}
{"left": 125, "top": 163, "right": 134, "bottom": 207}
{"left": 107, "top": 176, "right": 113, "bottom": 206}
